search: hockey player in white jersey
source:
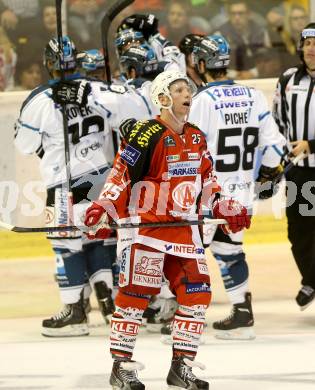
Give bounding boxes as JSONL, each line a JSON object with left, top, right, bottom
{"left": 14, "top": 36, "right": 155, "bottom": 337}
{"left": 189, "top": 35, "right": 286, "bottom": 340}
{"left": 114, "top": 14, "right": 186, "bottom": 128}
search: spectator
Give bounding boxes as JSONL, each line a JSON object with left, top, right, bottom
{"left": 265, "top": 5, "right": 296, "bottom": 72}
{"left": 255, "top": 47, "right": 282, "bottom": 78}
{"left": 214, "top": 0, "right": 270, "bottom": 79}
{"left": 0, "top": 0, "right": 40, "bottom": 46}
{"left": 286, "top": 5, "right": 309, "bottom": 56}
{"left": 0, "top": 25, "right": 16, "bottom": 91}
{"left": 14, "top": 59, "right": 42, "bottom": 90}
{"left": 159, "top": 0, "right": 205, "bottom": 46}
{"left": 41, "top": 0, "right": 57, "bottom": 38}
{"left": 67, "top": 0, "right": 107, "bottom": 50}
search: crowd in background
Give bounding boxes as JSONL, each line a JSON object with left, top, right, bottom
{"left": 0, "top": 0, "right": 310, "bottom": 91}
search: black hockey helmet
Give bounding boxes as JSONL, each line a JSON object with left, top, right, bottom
{"left": 115, "top": 28, "right": 145, "bottom": 56}
{"left": 43, "top": 36, "right": 77, "bottom": 75}
{"left": 119, "top": 44, "right": 158, "bottom": 78}
{"left": 192, "top": 34, "right": 230, "bottom": 73}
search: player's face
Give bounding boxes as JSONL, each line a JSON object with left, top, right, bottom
{"left": 169, "top": 80, "right": 193, "bottom": 117}
{"left": 303, "top": 37, "right": 315, "bottom": 70}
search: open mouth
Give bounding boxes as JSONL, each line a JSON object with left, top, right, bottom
{"left": 183, "top": 102, "right": 191, "bottom": 107}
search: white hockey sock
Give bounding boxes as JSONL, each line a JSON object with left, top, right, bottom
{"left": 110, "top": 305, "right": 144, "bottom": 360}
{"left": 172, "top": 304, "right": 207, "bottom": 357}
{"left": 227, "top": 280, "right": 249, "bottom": 305}
{"left": 90, "top": 269, "right": 113, "bottom": 290}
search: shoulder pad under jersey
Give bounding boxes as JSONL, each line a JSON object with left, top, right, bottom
{"left": 127, "top": 119, "right": 167, "bottom": 148}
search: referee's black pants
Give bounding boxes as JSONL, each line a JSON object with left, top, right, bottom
{"left": 286, "top": 166, "right": 315, "bottom": 289}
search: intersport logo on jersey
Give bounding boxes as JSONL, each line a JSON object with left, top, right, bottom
{"left": 164, "top": 244, "right": 205, "bottom": 255}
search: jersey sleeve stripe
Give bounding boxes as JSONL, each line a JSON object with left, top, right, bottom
{"left": 258, "top": 111, "right": 270, "bottom": 121}
{"left": 206, "top": 91, "right": 217, "bottom": 101}
{"left": 272, "top": 145, "right": 284, "bottom": 157}
{"left": 18, "top": 120, "right": 40, "bottom": 132}
{"left": 94, "top": 101, "right": 112, "bottom": 118}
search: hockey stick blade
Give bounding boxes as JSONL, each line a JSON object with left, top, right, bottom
{"left": 0, "top": 218, "right": 227, "bottom": 233}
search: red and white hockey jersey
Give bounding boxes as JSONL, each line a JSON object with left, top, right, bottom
{"left": 99, "top": 117, "right": 221, "bottom": 259}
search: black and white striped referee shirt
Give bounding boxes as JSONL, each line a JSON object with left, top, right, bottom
{"left": 273, "top": 64, "right": 315, "bottom": 168}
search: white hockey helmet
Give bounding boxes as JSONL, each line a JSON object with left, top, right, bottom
{"left": 150, "top": 70, "right": 192, "bottom": 109}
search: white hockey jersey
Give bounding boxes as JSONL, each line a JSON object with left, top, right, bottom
{"left": 14, "top": 77, "right": 154, "bottom": 188}
{"left": 189, "top": 80, "right": 286, "bottom": 208}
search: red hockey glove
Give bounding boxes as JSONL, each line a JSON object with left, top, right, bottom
{"left": 213, "top": 199, "right": 251, "bottom": 234}
{"left": 84, "top": 201, "right": 112, "bottom": 240}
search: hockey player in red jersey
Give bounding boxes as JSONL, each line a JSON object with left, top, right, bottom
{"left": 84, "top": 70, "right": 250, "bottom": 390}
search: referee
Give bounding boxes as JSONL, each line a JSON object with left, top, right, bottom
{"left": 273, "top": 23, "right": 315, "bottom": 311}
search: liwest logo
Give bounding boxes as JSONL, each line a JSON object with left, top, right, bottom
{"left": 120, "top": 144, "right": 141, "bottom": 166}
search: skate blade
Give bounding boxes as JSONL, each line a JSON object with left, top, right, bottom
{"left": 299, "top": 298, "right": 315, "bottom": 311}
{"left": 214, "top": 327, "right": 255, "bottom": 340}
{"left": 41, "top": 324, "right": 89, "bottom": 337}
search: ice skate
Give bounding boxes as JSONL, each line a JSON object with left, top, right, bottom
{"left": 167, "top": 356, "right": 209, "bottom": 389}
{"left": 110, "top": 360, "right": 145, "bottom": 389}
{"left": 42, "top": 296, "right": 89, "bottom": 337}
{"left": 213, "top": 292, "right": 255, "bottom": 340}
{"left": 296, "top": 285, "right": 315, "bottom": 311}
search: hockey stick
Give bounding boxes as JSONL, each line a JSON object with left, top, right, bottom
{"left": 55, "top": 0, "right": 74, "bottom": 223}
{"left": 275, "top": 151, "right": 307, "bottom": 182}
{"left": 101, "top": 0, "right": 135, "bottom": 154}
{"left": 101, "top": 0, "right": 135, "bottom": 84}
{"left": 0, "top": 218, "right": 227, "bottom": 233}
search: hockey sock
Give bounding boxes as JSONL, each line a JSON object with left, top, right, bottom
{"left": 110, "top": 305, "right": 144, "bottom": 360}
{"left": 172, "top": 304, "right": 207, "bottom": 359}
{"left": 213, "top": 252, "right": 249, "bottom": 304}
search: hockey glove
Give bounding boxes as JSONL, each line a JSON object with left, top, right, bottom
{"left": 255, "top": 164, "right": 283, "bottom": 200}
{"left": 84, "top": 201, "right": 112, "bottom": 240}
{"left": 120, "top": 14, "right": 159, "bottom": 40}
{"left": 52, "top": 80, "right": 91, "bottom": 107}
{"left": 213, "top": 199, "right": 251, "bottom": 234}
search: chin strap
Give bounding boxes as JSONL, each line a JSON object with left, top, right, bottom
{"left": 167, "top": 106, "right": 191, "bottom": 130}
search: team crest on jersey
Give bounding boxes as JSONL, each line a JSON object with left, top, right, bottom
{"left": 120, "top": 144, "right": 141, "bottom": 166}
{"left": 164, "top": 135, "right": 176, "bottom": 147}
{"left": 172, "top": 181, "right": 197, "bottom": 210}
